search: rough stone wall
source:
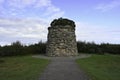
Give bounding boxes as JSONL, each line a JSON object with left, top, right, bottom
{"left": 46, "top": 19, "right": 78, "bottom": 56}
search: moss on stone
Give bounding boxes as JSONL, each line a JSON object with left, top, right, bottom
{"left": 50, "top": 18, "right": 75, "bottom": 27}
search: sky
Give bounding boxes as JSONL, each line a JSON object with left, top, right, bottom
{"left": 0, "top": 0, "right": 120, "bottom": 46}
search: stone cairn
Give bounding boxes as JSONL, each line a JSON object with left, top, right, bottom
{"left": 46, "top": 18, "right": 78, "bottom": 56}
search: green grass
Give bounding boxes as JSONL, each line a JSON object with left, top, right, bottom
{"left": 76, "top": 54, "right": 120, "bottom": 80}
{"left": 0, "top": 56, "right": 49, "bottom": 80}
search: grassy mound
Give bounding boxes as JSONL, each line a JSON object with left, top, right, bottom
{"left": 76, "top": 54, "right": 120, "bottom": 80}
{"left": 0, "top": 56, "right": 49, "bottom": 80}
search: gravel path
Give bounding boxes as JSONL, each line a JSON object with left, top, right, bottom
{"left": 33, "top": 54, "right": 91, "bottom": 80}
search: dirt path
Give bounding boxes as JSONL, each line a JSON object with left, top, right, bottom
{"left": 33, "top": 54, "right": 91, "bottom": 80}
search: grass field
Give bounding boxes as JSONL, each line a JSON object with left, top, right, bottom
{"left": 0, "top": 56, "right": 49, "bottom": 80}
{"left": 76, "top": 54, "right": 120, "bottom": 80}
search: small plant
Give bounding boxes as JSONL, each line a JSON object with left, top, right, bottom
{"left": 0, "top": 59, "right": 4, "bottom": 63}
{"left": 51, "top": 18, "right": 75, "bottom": 27}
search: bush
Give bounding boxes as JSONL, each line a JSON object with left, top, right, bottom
{"left": 0, "top": 41, "right": 46, "bottom": 56}
{"left": 77, "top": 41, "right": 120, "bottom": 54}
{"left": 0, "top": 40, "right": 120, "bottom": 57}
{"left": 51, "top": 18, "right": 75, "bottom": 27}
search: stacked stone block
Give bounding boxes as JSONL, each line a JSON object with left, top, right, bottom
{"left": 46, "top": 18, "right": 78, "bottom": 56}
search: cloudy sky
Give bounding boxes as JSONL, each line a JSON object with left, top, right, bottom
{"left": 0, "top": 0, "right": 120, "bottom": 45}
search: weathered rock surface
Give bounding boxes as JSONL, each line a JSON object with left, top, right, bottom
{"left": 46, "top": 18, "right": 78, "bottom": 56}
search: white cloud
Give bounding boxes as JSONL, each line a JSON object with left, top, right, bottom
{"left": 0, "top": 0, "right": 4, "bottom": 4}
{"left": 7, "top": 0, "right": 37, "bottom": 8}
{"left": 95, "top": 0, "right": 120, "bottom": 12}
{"left": 0, "top": 0, "right": 64, "bottom": 19}
{"left": 35, "top": 0, "right": 51, "bottom": 7}
{"left": 76, "top": 22, "right": 120, "bottom": 44}
{"left": 39, "top": 0, "right": 64, "bottom": 20}
{"left": 44, "top": 5, "right": 60, "bottom": 16}
{"left": 7, "top": 0, "right": 51, "bottom": 8}
{"left": 0, "top": 18, "right": 49, "bottom": 45}
{"left": 47, "top": 11, "right": 64, "bottom": 20}
{"left": 21, "top": 0, "right": 36, "bottom": 5}
{"left": 0, "top": 0, "right": 63, "bottom": 45}
{"left": 0, "top": 18, "right": 120, "bottom": 45}
{"left": 0, "top": 0, "right": 65, "bottom": 45}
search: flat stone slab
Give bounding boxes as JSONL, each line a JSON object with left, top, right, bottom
{"left": 34, "top": 54, "right": 91, "bottom": 80}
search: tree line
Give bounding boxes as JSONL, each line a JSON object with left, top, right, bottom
{"left": 0, "top": 41, "right": 46, "bottom": 56}
{"left": 77, "top": 41, "right": 120, "bottom": 54}
{"left": 0, "top": 41, "right": 120, "bottom": 56}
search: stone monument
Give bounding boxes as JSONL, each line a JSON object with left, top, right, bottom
{"left": 46, "top": 18, "right": 78, "bottom": 56}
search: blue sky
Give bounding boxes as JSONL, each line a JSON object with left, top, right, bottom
{"left": 0, "top": 0, "right": 120, "bottom": 45}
